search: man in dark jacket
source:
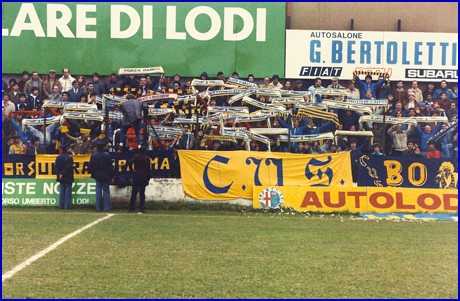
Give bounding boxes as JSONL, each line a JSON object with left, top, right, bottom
{"left": 88, "top": 137, "right": 114, "bottom": 212}
{"left": 53, "top": 141, "right": 74, "bottom": 209}
{"left": 128, "top": 146, "right": 151, "bottom": 213}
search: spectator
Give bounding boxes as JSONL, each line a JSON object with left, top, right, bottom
{"left": 259, "top": 76, "right": 270, "bottom": 89}
{"left": 414, "top": 123, "right": 443, "bottom": 157}
{"left": 9, "top": 135, "right": 25, "bottom": 154}
{"left": 120, "top": 94, "right": 142, "bottom": 149}
{"left": 3, "top": 135, "right": 14, "bottom": 155}
{"left": 26, "top": 136, "right": 45, "bottom": 155}
{"left": 425, "top": 141, "right": 441, "bottom": 158}
{"left": 48, "top": 85, "right": 62, "bottom": 101}
{"left": 376, "top": 76, "right": 392, "bottom": 99}
{"left": 433, "top": 80, "right": 454, "bottom": 100}
{"left": 370, "top": 143, "right": 384, "bottom": 155}
{"left": 169, "top": 73, "right": 183, "bottom": 89}
{"left": 105, "top": 73, "right": 120, "bottom": 95}
{"left": 68, "top": 80, "right": 85, "bottom": 102}
{"left": 42, "top": 70, "right": 62, "bottom": 99}
{"left": 24, "top": 71, "right": 44, "bottom": 97}
{"left": 392, "top": 80, "right": 407, "bottom": 106}
{"left": 18, "top": 71, "right": 29, "bottom": 92}
{"left": 3, "top": 93, "right": 16, "bottom": 116}
{"left": 307, "top": 77, "right": 324, "bottom": 103}
{"left": 327, "top": 77, "right": 345, "bottom": 90}
{"left": 58, "top": 68, "right": 75, "bottom": 93}
{"left": 284, "top": 80, "right": 292, "bottom": 90}
{"left": 402, "top": 141, "right": 423, "bottom": 158}
{"left": 387, "top": 124, "right": 414, "bottom": 156}
{"left": 354, "top": 74, "right": 386, "bottom": 99}
{"left": 293, "top": 80, "right": 304, "bottom": 91}
{"left": 269, "top": 75, "right": 283, "bottom": 90}
{"left": 27, "top": 87, "right": 42, "bottom": 110}
{"left": 92, "top": 72, "right": 106, "bottom": 95}
{"left": 423, "top": 82, "right": 436, "bottom": 100}
{"left": 9, "top": 82, "right": 20, "bottom": 104}
{"left": 407, "top": 80, "right": 423, "bottom": 103}
{"left": 346, "top": 81, "right": 360, "bottom": 99}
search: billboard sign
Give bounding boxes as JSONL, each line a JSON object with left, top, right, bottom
{"left": 2, "top": 2, "right": 286, "bottom": 77}
{"left": 285, "top": 30, "right": 458, "bottom": 81}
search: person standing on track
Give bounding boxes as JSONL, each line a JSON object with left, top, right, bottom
{"left": 88, "top": 136, "right": 114, "bottom": 212}
{"left": 128, "top": 146, "right": 151, "bottom": 213}
{"left": 53, "top": 141, "right": 74, "bottom": 210}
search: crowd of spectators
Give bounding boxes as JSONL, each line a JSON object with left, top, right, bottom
{"left": 2, "top": 68, "right": 458, "bottom": 179}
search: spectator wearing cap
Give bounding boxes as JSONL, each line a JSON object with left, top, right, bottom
{"left": 355, "top": 74, "right": 387, "bottom": 99}
{"left": 88, "top": 135, "right": 114, "bottom": 212}
{"left": 327, "top": 77, "right": 345, "bottom": 90}
{"left": 370, "top": 143, "right": 384, "bottom": 155}
{"left": 42, "top": 69, "right": 62, "bottom": 99}
{"left": 8, "top": 82, "right": 20, "bottom": 104}
{"left": 62, "top": 128, "right": 95, "bottom": 154}
{"left": 405, "top": 92, "right": 418, "bottom": 110}
{"left": 346, "top": 81, "right": 360, "bottom": 99}
{"left": 293, "top": 80, "right": 304, "bottom": 91}
{"left": 407, "top": 80, "right": 423, "bottom": 103}
{"left": 58, "top": 68, "right": 76, "bottom": 93}
{"left": 53, "top": 140, "right": 74, "bottom": 210}
{"left": 18, "top": 71, "right": 29, "bottom": 93}
{"left": 418, "top": 101, "right": 432, "bottom": 116}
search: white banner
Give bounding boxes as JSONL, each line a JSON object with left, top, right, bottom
{"left": 285, "top": 30, "right": 458, "bottom": 81}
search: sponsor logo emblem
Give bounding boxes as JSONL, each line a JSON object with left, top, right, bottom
{"left": 258, "top": 188, "right": 284, "bottom": 208}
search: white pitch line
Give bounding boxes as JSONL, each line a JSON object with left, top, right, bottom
{"left": 2, "top": 214, "right": 114, "bottom": 283}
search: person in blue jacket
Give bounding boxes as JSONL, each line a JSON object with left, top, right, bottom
{"left": 354, "top": 74, "right": 387, "bottom": 99}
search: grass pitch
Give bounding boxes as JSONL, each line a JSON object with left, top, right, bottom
{"left": 2, "top": 207, "right": 458, "bottom": 298}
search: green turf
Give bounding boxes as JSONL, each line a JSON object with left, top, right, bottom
{"left": 2, "top": 208, "right": 458, "bottom": 298}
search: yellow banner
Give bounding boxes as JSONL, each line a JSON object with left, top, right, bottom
{"left": 36, "top": 154, "right": 91, "bottom": 179}
{"left": 178, "top": 151, "right": 353, "bottom": 200}
{"left": 253, "top": 186, "right": 458, "bottom": 214}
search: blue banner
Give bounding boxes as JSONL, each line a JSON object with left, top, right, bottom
{"left": 2, "top": 150, "right": 174, "bottom": 179}
{"left": 357, "top": 155, "right": 458, "bottom": 189}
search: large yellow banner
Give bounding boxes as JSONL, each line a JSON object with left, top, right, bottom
{"left": 36, "top": 154, "right": 91, "bottom": 179}
{"left": 253, "top": 186, "right": 458, "bottom": 213}
{"left": 178, "top": 151, "right": 353, "bottom": 200}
